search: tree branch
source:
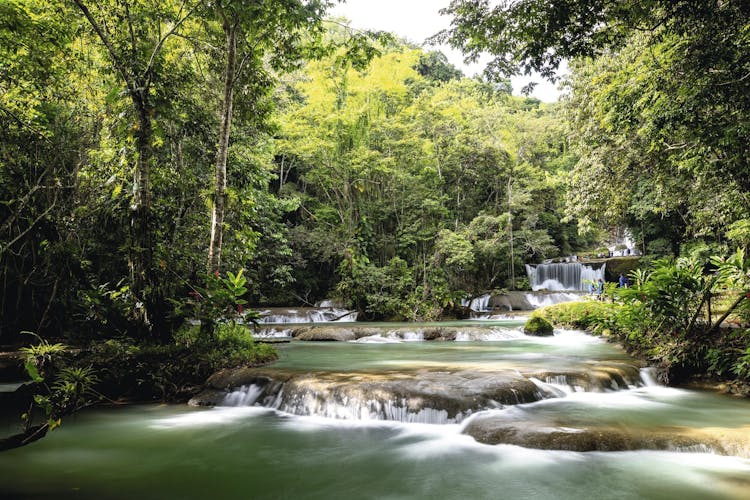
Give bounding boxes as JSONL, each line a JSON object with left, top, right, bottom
{"left": 72, "top": 0, "right": 134, "bottom": 92}
{"left": 143, "top": 0, "right": 195, "bottom": 86}
{"left": 1, "top": 198, "right": 57, "bottom": 257}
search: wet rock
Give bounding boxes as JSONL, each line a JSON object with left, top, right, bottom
{"left": 292, "top": 326, "right": 465, "bottom": 342}
{"left": 528, "top": 363, "right": 644, "bottom": 392}
{"left": 188, "top": 389, "right": 230, "bottom": 407}
{"left": 189, "top": 367, "right": 544, "bottom": 421}
{"left": 352, "top": 328, "right": 389, "bottom": 339}
{"left": 463, "top": 414, "right": 750, "bottom": 458}
{"left": 295, "top": 328, "right": 356, "bottom": 342}
{"left": 524, "top": 317, "right": 554, "bottom": 336}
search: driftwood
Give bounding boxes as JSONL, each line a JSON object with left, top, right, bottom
{"left": 0, "top": 424, "right": 48, "bottom": 452}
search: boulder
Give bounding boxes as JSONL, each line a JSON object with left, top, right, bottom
{"left": 524, "top": 316, "right": 554, "bottom": 336}
{"left": 295, "top": 327, "right": 356, "bottom": 341}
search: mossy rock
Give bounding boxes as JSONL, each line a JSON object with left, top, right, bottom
{"left": 524, "top": 317, "right": 554, "bottom": 336}
{"left": 604, "top": 256, "right": 641, "bottom": 282}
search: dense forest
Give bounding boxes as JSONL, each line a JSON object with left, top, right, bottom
{"left": 2, "top": 0, "right": 750, "bottom": 439}
{"left": 1, "top": 0, "right": 594, "bottom": 343}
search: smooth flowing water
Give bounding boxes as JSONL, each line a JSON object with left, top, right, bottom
{"left": 526, "top": 262, "right": 606, "bottom": 291}
{"left": 1, "top": 322, "right": 749, "bottom": 499}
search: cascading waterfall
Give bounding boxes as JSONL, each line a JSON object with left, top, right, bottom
{"left": 461, "top": 294, "right": 491, "bottom": 312}
{"left": 213, "top": 357, "right": 651, "bottom": 426}
{"left": 256, "top": 307, "right": 358, "bottom": 324}
{"left": 522, "top": 292, "right": 582, "bottom": 308}
{"left": 525, "top": 262, "right": 606, "bottom": 291}
{"left": 220, "top": 383, "right": 467, "bottom": 424}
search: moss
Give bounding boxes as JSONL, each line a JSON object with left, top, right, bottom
{"left": 531, "top": 301, "right": 619, "bottom": 333}
{"left": 524, "top": 316, "right": 554, "bottom": 336}
{"left": 604, "top": 256, "right": 641, "bottom": 282}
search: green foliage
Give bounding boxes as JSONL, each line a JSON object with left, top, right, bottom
{"left": 537, "top": 248, "right": 750, "bottom": 384}
{"left": 271, "top": 41, "right": 580, "bottom": 309}
{"left": 17, "top": 333, "right": 100, "bottom": 436}
{"left": 172, "top": 269, "right": 258, "bottom": 336}
{"left": 618, "top": 257, "right": 706, "bottom": 333}
{"left": 414, "top": 51, "right": 463, "bottom": 83}
{"left": 523, "top": 316, "right": 553, "bottom": 336}
{"left": 439, "top": 0, "right": 750, "bottom": 256}
{"left": 532, "top": 301, "right": 620, "bottom": 335}
{"left": 76, "top": 325, "right": 277, "bottom": 401}
{"left": 19, "top": 333, "right": 67, "bottom": 380}
{"left": 726, "top": 220, "right": 750, "bottom": 250}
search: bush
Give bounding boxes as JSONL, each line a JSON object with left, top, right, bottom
{"left": 532, "top": 300, "right": 620, "bottom": 335}
{"left": 70, "top": 324, "right": 277, "bottom": 402}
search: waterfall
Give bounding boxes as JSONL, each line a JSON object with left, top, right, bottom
{"left": 256, "top": 307, "right": 358, "bottom": 324}
{"left": 222, "top": 384, "right": 265, "bottom": 406}
{"left": 461, "top": 294, "right": 491, "bottom": 312}
{"left": 525, "top": 262, "right": 606, "bottom": 291}
{"left": 523, "top": 292, "right": 583, "bottom": 308}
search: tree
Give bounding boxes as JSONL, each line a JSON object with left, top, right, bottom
{"left": 71, "top": 0, "right": 195, "bottom": 335}
{"left": 204, "top": 0, "right": 331, "bottom": 274}
{"left": 438, "top": 0, "right": 750, "bottom": 253}
{"left": 0, "top": 0, "right": 86, "bottom": 340}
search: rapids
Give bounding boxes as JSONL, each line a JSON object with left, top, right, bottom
{"left": 1, "top": 321, "right": 749, "bottom": 499}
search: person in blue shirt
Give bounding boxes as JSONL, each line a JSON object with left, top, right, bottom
{"left": 618, "top": 273, "right": 628, "bottom": 288}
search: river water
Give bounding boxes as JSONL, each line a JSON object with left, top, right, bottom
{"left": 1, "top": 322, "right": 749, "bottom": 499}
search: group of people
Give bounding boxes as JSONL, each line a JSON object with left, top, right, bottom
{"left": 588, "top": 274, "right": 629, "bottom": 300}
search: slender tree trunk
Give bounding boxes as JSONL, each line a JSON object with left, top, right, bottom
{"left": 508, "top": 176, "right": 515, "bottom": 290}
{"left": 706, "top": 293, "right": 747, "bottom": 336}
{"left": 208, "top": 19, "right": 237, "bottom": 274}
{"left": 130, "top": 96, "right": 154, "bottom": 331}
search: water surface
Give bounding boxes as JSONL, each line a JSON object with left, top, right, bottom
{"left": 1, "top": 325, "right": 749, "bottom": 499}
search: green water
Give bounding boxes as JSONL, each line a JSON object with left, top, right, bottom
{"left": 270, "top": 329, "right": 631, "bottom": 373}
{"left": 1, "top": 325, "right": 749, "bottom": 499}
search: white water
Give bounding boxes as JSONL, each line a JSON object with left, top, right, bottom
{"left": 248, "top": 387, "right": 469, "bottom": 424}
{"left": 461, "top": 294, "right": 491, "bottom": 312}
{"left": 523, "top": 292, "right": 583, "bottom": 308}
{"left": 526, "top": 262, "right": 606, "bottom": 291}
{"left": 221, "top": 384, "right": 265, "bottom": 406}
{"left": 454, "top": 327, "right": 526, "bottom": 341}
{"left": 256, "top": 307, "right": 358, "bottom": 324}
{"left": 253, "top": 327, "right": 294, "bottom": 339}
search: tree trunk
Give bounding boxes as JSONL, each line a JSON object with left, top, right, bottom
{"left": 130, "top": 95, "right": 154, "bottom": 332}
{"left": 208, "top": 19, "right": 237, "bottom": 274}
{"left": 706, "top": 293, "right": 746, "bottom": 336}
{"left": 508, "top": 176, "right": 515, "bottom": 290}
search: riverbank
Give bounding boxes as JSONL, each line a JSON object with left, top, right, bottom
{"left": 531, "top": 300, "right": 750, "bottom": 396}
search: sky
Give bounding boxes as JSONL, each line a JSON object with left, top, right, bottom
{"left": 329, "top": 0, "right": 564, "bottom": 102}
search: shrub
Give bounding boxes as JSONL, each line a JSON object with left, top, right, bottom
{"left": 531, "top": 300, "right": 619, "bottom": 334}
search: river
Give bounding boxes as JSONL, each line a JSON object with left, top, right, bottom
{"left": 1, "top": 321, "right": 749, "bottom": 499}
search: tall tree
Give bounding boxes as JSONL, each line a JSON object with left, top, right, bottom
{"left": 205, "top": 0, "right": 330, "bottom": 274}
{"left": 71, "top": 0, "right": 194, "bottom": 334}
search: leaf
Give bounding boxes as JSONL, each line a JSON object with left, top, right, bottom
{"left": 25, "top": 361, "right": 43, "bottom": 382}
{"left": 48, "top": 418, "right": 62, "bottom": 431}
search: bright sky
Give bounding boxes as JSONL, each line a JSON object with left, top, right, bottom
{"left": 329, "top": 0, "right": 564, "bottom": 102}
